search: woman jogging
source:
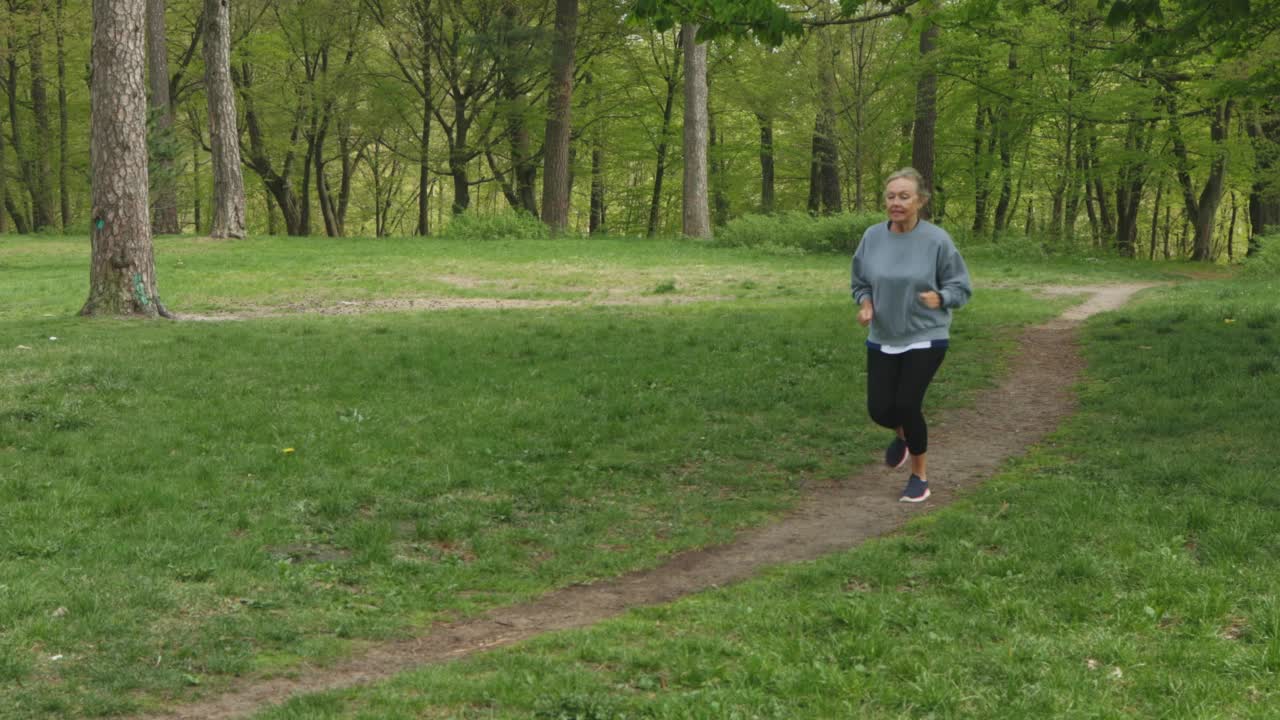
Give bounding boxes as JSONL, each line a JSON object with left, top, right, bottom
{"left": 851, "top": 167, "right": 972, "bottom": 502}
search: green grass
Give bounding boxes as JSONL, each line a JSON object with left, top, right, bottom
{"left": 0, "top": 234, "right": 1073, "bottom": 718}
{"left": 242, "top": 273, "right": 1280, "bottom": 720}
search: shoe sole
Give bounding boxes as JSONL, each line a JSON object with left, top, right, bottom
{"left": 899, "top": 488, "right": 930, "bottom": 503}
{"left": 888, "top": 451, "right": 909, "bottom": 469}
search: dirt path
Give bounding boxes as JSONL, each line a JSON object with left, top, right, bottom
{"left": 135, "top": 283, "right": 1158, "bottom": 720}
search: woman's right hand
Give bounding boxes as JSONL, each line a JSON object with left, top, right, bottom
{"left": 857, "top": 301, "right": 874, "bottom": 327}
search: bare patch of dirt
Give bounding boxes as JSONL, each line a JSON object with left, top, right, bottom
{"left": 173, "top": 293, "right": 732, "bottom": 321}
{"left": 132, "top": 283, "right": 1159, "bottom": 720}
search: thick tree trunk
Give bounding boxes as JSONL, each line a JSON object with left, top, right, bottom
{"left": 84, "top": 0, "right": 167, "bottom": 318}
{"left": 203, "top": 0, "right": 246, "bottom": 238}
{"left": 911, "top": 15, "right": 939, "bottom": 217}
{"left": 147, "top": 0, "right": 181, "bottom": 234}
{"left": 757, "top": 113, "right": 774, "bottom": 214}
{"left": 681, "top": 23, "right": 710, "bottom": 238}
{"left": 540, "top": 0, "right": 578, "bottom": 232}
{"left": 1169, "top": 95, "right": 1234, "bottom": 261}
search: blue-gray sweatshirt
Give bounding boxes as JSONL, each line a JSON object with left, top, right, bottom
{"left": 851, "top": 220, "right": 973, "bottom": 346}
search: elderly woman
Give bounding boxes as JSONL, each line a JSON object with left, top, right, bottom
{"left": 851, "top": 167, "right": 973, "bottom": 502}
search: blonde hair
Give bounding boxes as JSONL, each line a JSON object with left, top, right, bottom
{"left": 886, "top": 167, "right": 930, "bottom": 202}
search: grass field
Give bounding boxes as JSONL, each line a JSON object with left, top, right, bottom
{"left": 0, "top": 233, "right": 1257, "bottom": 718}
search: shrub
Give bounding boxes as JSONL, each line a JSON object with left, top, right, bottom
{"left": 1241, "top": 231, "right": 1280, "bottom": 277}
{"left": 715, "top": 211, "right": 883, "bottom": 255}
{"left": 440, "top": 208, "right": 549, "bottom": 241}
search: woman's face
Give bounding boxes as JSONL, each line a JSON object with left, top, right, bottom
{"left": 884, "top": 177, "right": 925, "bottom": 229}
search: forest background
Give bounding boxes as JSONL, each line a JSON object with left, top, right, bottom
{"left": 1, "top": 0, "right": 1278, "bottom": 263}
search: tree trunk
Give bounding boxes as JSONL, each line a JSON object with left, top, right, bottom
{"left": 84, "top": 0, "right": 167, "bottom": 317}
{"left": 589, "top": 134, "right": 605, "bottom": 234}
{"left": 449, "top": 98, "right": 472, "bottom": 214}
{"left": 710, "top": 115, "right": 728, "bottom": 226}
{"left": 418, "top": 89, "right": 432, "bottom": 235}
{"left": 1162, "top": 205, "right": 1171, "bottom": 259}
{"left": 1227, "top": 191, "right": 1237, "bottom": 261}
{"left": 1148, "top": 178, "right": 1163, "bottom": 260}
{"left": 240, "top": 63, "right": 306, "bottom": 236}
{"left": 540, "top": 0, "right": 578, "bottom": 232}
{"left": 0, "top": 68, "right": 8, "bottom": 233}
{"left": 1191, "top": 101, "right": 1234, "bottom": 261}
{"left": 147, "top": 0, "right": 181, "bottom": 234}
{"left": 28, "top": 12, "right": 56, "bottom": 230}
{"left": 191, "top": 131, "right": 202, "bottom": 232}
{"left": 1246, "top": 112, "right": 1279, "bottom": 255}
{"left": 681, "top": 23, "right": 710, "bottom": 238}
{"left": 911, "top": 14, "right": 939, "bottom": 217}
{"left": 757, "top": 113, "right": 774, "bottom": 214}
{"left": 647, "top": 39, "right": 681, "bottom": 237}
{"left": 56, "top": 0, "right": 72, "bottom": 228}
{"left": 497, "top": 2, "right": 537, "bottom": 216}
{"left": 807, "top": 28, "right": 841, "bottom": 217}
{"left": 6, "top": 46, "right": 33, "bottom": 232}
{"left": 1114, "top": 119, "right": 1153, "bottom": 257}
{"left": 973, "top": 102, "right": 993, "bottom": 234}
{"left": 203, "top": 0, "right": 246, "bottom": 238}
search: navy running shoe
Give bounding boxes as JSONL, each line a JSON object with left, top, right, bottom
{"left": 884, "top": 436, "right": 909, "bottom": 469}
{"left": 899, "top": 474, "right": 930, "bottom": 503}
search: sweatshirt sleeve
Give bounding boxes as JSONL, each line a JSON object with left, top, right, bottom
{"left": 851, "top": 234, "right": 872, "bottom": 306}
{"left": 935, "top": 237, "right": 972, "bottom": 310}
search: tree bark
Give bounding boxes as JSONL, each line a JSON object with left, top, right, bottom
{"left": 28, "top": 9, "right": 56, "bottom": 230}
{"left": 911, "top": 13, "right": 939, "bottom": 217}
{"left": 5, "top": 44, "right": 33, "bottom": 232}
{"left": 239, "top": 63, "right": 306, "bottom": 236}
{"left": 84, "top": 0, "right": 167, "bottom": 317}
{"left": 757, "top": 113, "right": 774, "bottom": 214}
{"left": 56, "top": 0, "right": 72, "bottom": 228}
{"left": 589, "top": 133, "right": 605, "bottom": 234}
{"left": 1245, "top": 111, "right": 1280, "bottom": 254}
{"left": 710, "top": 115, "right": 728, "bottom": 226}
{"left": 681, "top": 23, "right": 710, "bottom": 238}
{"left": 0, "top": 64, "right": 8, "bottom": 233}
{"left": 1170, "top": 99, "right": 1234, "bottom": 261}
{"left": 540, "top": 0, "right": 578, "bottom": 232}
{"left": 147, "top": 0, "right": 181, "bottom": 234}
{"left": 203, "top": 0, "right": 246, "bottom": 238}
{"left": 807, "top": 27, "right": 841, "bottom": 216}
{"left": 972, "top": 103, "right": 995, "bottom": 234}
{"left": 647, "top": 35, "right": 681, "bottom": 237}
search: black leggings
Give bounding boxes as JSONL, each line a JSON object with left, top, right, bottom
{"left": 866, "top": 346, "right": 947, "bottom": 456}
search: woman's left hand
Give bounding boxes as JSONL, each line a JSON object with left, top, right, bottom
{"left": 918, "top": 291, "right": 943, "bottom": 309}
